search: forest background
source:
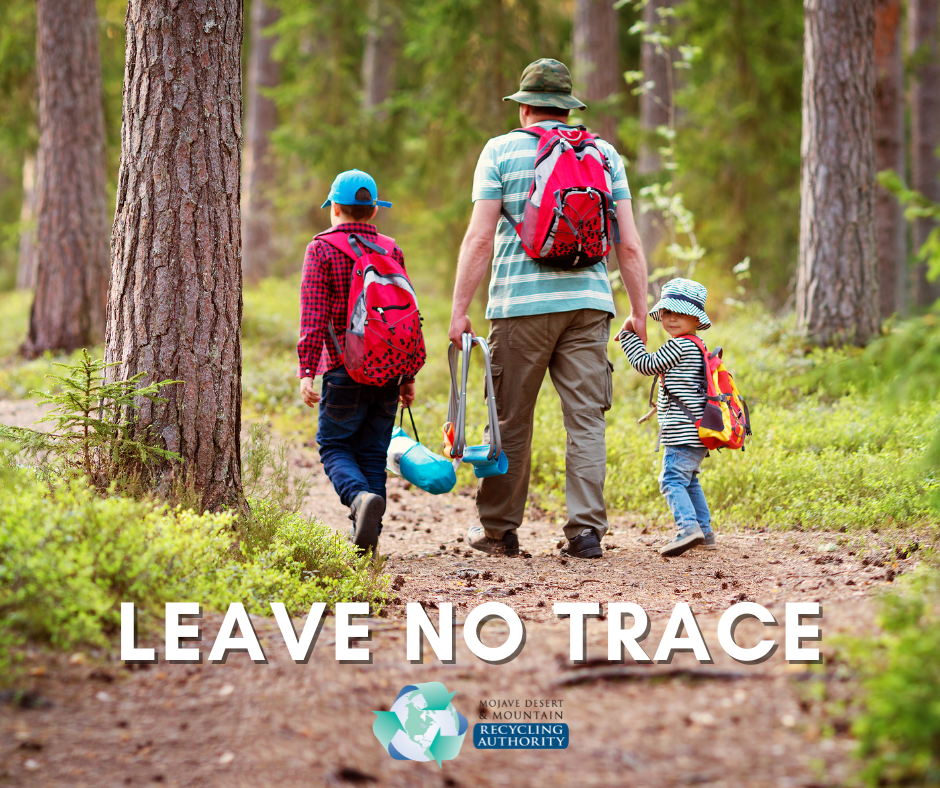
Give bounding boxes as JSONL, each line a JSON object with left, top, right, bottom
{"left": 1, "top": 1, "right": 940, "bottom": 782}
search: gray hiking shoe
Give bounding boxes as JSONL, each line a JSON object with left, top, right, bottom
{"left": 564, "top": 528, "right": 604, "bottom": 559}
{"left": 660, "top": 527, "right": 705, "bottom": 557}
{"left": 350, "top": 492, "right": 385, "bottom": 555}
{"left": 467, "top": 526, "right": 519, "bottom": 556}
{"left": 694, "top": 533, "right": 717, "bottom": 550}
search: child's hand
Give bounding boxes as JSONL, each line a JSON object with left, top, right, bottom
{"left": 399, "top": 381, "right": 416, "bottom": 408}
{"left": 300, "top": 377, "right": 320, "bottom": 408}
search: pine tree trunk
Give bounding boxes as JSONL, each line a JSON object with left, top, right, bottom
{"left": 637, "top": 0, "right": 673, "bottom": 276}
{"left": 361, "top": 0, "right": 398, "bottom": 117}
{"left": 24, "top": 0, "right": 108, "bottom": 357}
{"left": 573, "top": 0, "right": 619, "bottom": 145}
{"left": 105, "top": 0, "right": 244, "bottom": 512}
{"left": 797, "top": 0, "right": 879, "bottom": 347}
{"left": 909, "top": 0, "right": 940, "bottom": 307}
{"left": 242, "top": 0, "right": 280, "bottom": 284}
{"left": 873, "top": 0, "right": 906, "bottom": 318}
{"left": 16, "top": 154, "right": 38, "bottom": 290}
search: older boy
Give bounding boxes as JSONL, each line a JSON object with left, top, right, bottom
{"left": 298, "top": 169, "right": 415, "bottom": 555}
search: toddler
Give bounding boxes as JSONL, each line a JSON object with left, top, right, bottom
{"left": 619, "top": 278, "right": 716, "bottom": 556}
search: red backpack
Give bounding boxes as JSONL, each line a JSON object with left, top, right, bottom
{"left": 501, "top": 124, "right": 620, "bottom": 269}
{"left": 316, "top": 229, "right": 426, "bottom": 386}
{"left": 651, "top": 335, "right": 752, "bottom": 451}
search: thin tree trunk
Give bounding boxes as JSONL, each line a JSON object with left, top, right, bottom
{"left": 105, "top": 0, "right": 244, "bottom": 512}
{"left": 873, "top": 0, "right": 906, "bottom": 318}
{"left": 16, "top": 154, "right": 38, "bottom": 290}
{"left": 909, "top": 0, "right": 940, "bottom": 307}
{"left": 573, "top": 0, "right": 619, "bottom": 145}
{"left": 797, "top": 0, "right": 879, "bottom": 347}
{"left": 361, "top": 0, "right": 398, "bottom": 117}
{"left": 637, "top": 0, "right": 673, "bottom": 278}
{"left": 242, "top": 0, "right": 280, "bottom": 284}
{"left": 24, "top": 0, "right": 108, "bottom": 357}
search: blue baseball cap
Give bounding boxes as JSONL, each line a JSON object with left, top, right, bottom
{"left": 320, "top": 169, "right": 392, "bottom": 209}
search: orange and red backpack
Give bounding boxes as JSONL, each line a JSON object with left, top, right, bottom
{"left": 651, "top": 335, "right": 752, "bottom": 451}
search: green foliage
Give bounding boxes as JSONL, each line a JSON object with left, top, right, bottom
{"left": 0, "top": 350, "right": 180, "bottom": 489}
{"left": 673, "top": 0, "right": 803, "bottom": 302}
{"left": 242, "top": 420, "right": 314, "bottom": 515}
{"left": 0, "top": 465, "right": 388, "bottom": 679}
{"left": 818, "top": 310, "right": 940, "bottom": 510}
{"left": 843, "top": 566, "right": 940, "bottom": 786}
{"left": 878, "top": 169, "right": 940, "bottom": 285}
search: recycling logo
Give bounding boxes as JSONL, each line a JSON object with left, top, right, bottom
{"left": 372, "top": 682, "right": 469, "bottom": 766}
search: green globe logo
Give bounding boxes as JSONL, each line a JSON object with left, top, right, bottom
{"left": 372, "top": 682, "right": 468, "bottom": 766}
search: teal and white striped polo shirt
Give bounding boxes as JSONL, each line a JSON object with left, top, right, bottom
{"left": 471, "top": 120, "right": 631, "bottom": 319}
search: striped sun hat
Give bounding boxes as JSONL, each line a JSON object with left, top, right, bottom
{"left": 649, "top": 278, "right": 711, "bottom": 330}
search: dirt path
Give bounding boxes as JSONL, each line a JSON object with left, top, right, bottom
{"left": 0, "top": 411, "right": 922, "bottom": 788}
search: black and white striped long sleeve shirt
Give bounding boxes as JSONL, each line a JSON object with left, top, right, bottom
{"left": 620, "top": 332, "right": 706, "bottom": 447}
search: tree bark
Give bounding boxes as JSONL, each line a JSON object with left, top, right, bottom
{"left": 361, "top": 0, "right": 398, "bottom": 117}
{"left": 105, "top": 0, "right": 244, "bottom": 512}
{"left": 909, "top": 0, "right": 940, "bottom": 307}
{"left": 24, "top": 0, "right": 108, "bottom": 356}
{"left": 242, "top": 0, "right": 280, "bottom": 284}
{"left": 573, "top": 0, "right": 619, "bottom": 145}
{"left": 873, "top": 0, "right": 906, "bottom": 318}
{"left": 16, "top": 154, "right": 38, "bottom": 290}
{"left": 797, "top": 0, "right": 879, "bottom": 347}
{"left": 637, "top": 0, "right": 673, "bottom": 276}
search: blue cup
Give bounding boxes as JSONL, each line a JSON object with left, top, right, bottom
{"left": 462, "top": 444, "right": 508, "bottom": 478}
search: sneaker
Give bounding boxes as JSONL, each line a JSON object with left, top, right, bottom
{"left": 565, "top": 528, "right": 604, "bottom": 559}
{"left": 350, "top": 492, "right": 385, "bottom": 555}
{"left": 467, "top": 526, "right": 519, "bottom": 556}
{"left": 660, "top": 527, "right": 704, "bottom": 557}
{"left": 694, "top": 533, "right": 717, "bottom": 550}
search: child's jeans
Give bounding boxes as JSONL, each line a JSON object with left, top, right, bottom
{"left": 316, "top": 366, "right": 399, "bottom": 531}
{"left": 659, "top": 445, "right": 713, "bottom": 539}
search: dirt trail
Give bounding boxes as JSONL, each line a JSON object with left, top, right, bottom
{"left": 0, "top": 411, "right": 922, "bottom": 788}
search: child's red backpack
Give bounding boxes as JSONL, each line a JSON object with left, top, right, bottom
{"left": 651, "top": 335, "right": 752, "bottom": 451}
{"left": 316, "top": 229, "right": 426, "bottom": 386}
{"left": 501, "top": 124, "right": 620, "bottom": 269}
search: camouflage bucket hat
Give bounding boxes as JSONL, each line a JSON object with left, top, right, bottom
{"left": 503, "top": 58, "right": 587, "bottom": 111}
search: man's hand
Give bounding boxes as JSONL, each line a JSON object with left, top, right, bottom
{"left": 399, "top": 381, "right": 416, "bottom": 408}
{"left": 627, "top": 311, "right": 648, "bottom": 344}
{"left": 449, "top": 314, "right": 474, "bottom": 345}
{"left": 617, "top": 311, "right": 649, "bottom": 343}
{"left": 300, "top": 377, "right": 320, "bottom": 408}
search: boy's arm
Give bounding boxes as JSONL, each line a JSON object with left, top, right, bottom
{"left": 298, "top": 242, "right": 330, "bottom": 404}
{"left": 619, "top": 331, "right": 684, "bottom": 376}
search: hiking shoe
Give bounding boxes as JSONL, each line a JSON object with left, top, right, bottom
{"left": 694, "top": 533, "right": 717, "bottom": 550}
{"left": 565, "top": 528, "right": 604, "bottom": 559}
{"left": 350, "top": 492, "right": 385, "bottom": 555}
{"left": 467, "top": 526, "right": 519, "bottom": 556}
{"left": 660, "top": 528, "right": 704, "bottom": 557}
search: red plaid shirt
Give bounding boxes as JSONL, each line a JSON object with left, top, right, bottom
{"left": 297, "top": 222, "right": 409, "bottom": 378}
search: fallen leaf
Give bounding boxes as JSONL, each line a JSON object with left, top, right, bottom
{"left": 219, "top": 752, "right": 235, "bottom": 765}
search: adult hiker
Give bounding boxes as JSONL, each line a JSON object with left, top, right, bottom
{"left": 449, "top": 57, "right": 650, "bottom": 559}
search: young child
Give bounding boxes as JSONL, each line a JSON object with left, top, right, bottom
{"left": 297, "top": 169, "right": 416, "bottom": 555}
{"left": 619, "top": 278, "right": 716, "bottom": 557}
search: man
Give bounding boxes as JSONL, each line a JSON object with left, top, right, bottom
{"left": 449, "top": 58, "right": 649, "bottom": 559}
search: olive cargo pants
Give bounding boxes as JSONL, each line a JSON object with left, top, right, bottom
{"left": 476, "top": 309, "right": 613, "bottom": 541}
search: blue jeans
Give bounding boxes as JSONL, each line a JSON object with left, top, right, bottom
{"left": 659, "top": 445, "right": 713, "bottom": 539}
{"left": 316, "top": 367, "right": 399, "bottom": 530}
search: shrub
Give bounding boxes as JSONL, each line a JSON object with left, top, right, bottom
{"left": 844, "top": 566, "right": 940, "bottom": 786}
{"left": 0, "top": 466, "right": 388, "bottom": 679}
